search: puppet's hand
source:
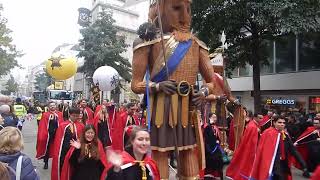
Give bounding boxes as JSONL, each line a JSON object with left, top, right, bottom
{"left": 158, "top": 80, "right": 177, "bottom": 95}
{"left": 192, "top": 91, "right": 206, "bottom": 107}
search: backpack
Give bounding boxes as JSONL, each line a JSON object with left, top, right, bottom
{"left": 15, "top": 155, "right": 23, "bottom": 180}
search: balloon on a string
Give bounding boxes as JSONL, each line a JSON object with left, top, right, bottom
{"left": 92, "top": 66, "right": 120, "bottom": 91}
{"left": 46, "top": 53, "right": 77, "bottom": 80}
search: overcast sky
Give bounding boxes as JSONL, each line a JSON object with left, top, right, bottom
{"left": 2, "top": 0, "right": 90, "bottom": 81}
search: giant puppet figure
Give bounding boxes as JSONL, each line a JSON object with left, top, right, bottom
{"left": 131, "top": 0, "right": 216, "bottom": 179}
{"left": 206, "top": 47, "right": 245, "bottom": 152}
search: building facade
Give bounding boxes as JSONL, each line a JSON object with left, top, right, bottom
{"left": 80, "top": 0, "right": 149, "bottom": 102}
{"left": 228, "top": 33, "right": 320, "bottom": 113}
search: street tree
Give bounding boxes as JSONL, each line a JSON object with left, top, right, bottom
{"left": 78, "top": 9, "right": 131, "bottom": 83}
{"left": 1, "top": 75, "right": 18, "bottom": 95}
{"left": 34, "top": 72, "right": 53, "bottom": 92}
{"left": 192, "top": 0, "right": 320, "bottom": 113}
{"left": 0, "top": 4, "right": 22, "bottom": 77}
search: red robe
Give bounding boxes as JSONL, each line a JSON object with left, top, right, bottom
{"left": 292, "top": 126, "right": 318, "bottom": 169}
{"left": 89, "top": 112, "right": 113, "bottom": 146}
{"left": 61, "top": 140, "right": 108, "bottom": 180}
{"left": 259, "top": 115, "right": 270, "bottom": 126}
{"left": 250, "top": 127, "right": 280, "bottom": 180}
{"left": 312, "top": 166, "right": 320, "bottom": 180}
{"left": 106, "top": 151, "right": 160, "bottom": 180}
{"left": 51, "top": 121, "right": 84, "bottom": 180}
{"left": 94, "top": 104, "right": 116, "bottom": 127}
{"left": 226, "top": 120, "right": 260, "bottom": 180}
{"left": 36, "top": 111, "right": 63, "bottom": 159}
{"left": 83, "top": 106, "right": 94, "bottom": 123}
{"left": 111, "top": 112, "right": 139, "bottom": 151}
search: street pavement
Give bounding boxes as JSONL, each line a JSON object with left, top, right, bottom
{"left": 21, "top": 119, "right": 308, "bottom": 180}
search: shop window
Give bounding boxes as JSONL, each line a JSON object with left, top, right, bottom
{"left": 239, "top": 63, "right": 252, "bottom": 77}
{"left": 298, "top": 33, "right": 320, "bottom": 71}
{"left": 260, "top": 40, "right": 274, "bottom": 74}
{"left": 275, "top": 35, "right": 296, "bottom": 73}
{"left": 230, "top": 68, "right": 239, "bottom": 78}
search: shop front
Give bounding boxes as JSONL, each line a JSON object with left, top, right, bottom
{"left": 309, "top": 96, "right": 320, "bottom": 112}
{"left": 262, "top": 96, "right": 307, "bottom": 114}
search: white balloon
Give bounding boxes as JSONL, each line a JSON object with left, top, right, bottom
{"left": 92, "top": 66, "right": 120, "bottom": 91}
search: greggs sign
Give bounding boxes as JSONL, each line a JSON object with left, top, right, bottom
{"left": 266, "top": 99, "right": 295, "bottom": 105}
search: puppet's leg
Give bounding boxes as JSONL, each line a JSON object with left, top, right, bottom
{"left": 152, "top": 150, "right": 169, "bottom": 180}
{"left": 179, "top": 149, "right": 199, "bottom": 180}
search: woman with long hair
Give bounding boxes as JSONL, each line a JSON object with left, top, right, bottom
{"left": 61, "top": 124, "right": 108, "bottom": 180}
{"left": 106, "top": 126, "right": 160, "bottom": 180}
{"left": 89, "top": 105, "right": 112, "bottom": 149}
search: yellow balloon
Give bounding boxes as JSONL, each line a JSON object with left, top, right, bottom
{"left": 46, "top": 57, "right": 77, "bottom": 80}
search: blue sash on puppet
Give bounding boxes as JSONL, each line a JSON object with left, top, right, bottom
{"left": 151, "top": 39, "right": 192, "bottom": 82}
{"left": 145, "top": 39, "right": 192, "bottom": 130}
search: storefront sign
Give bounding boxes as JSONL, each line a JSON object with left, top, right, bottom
{"left": 266, "top": 99, "right": 295, "bottom": 105}
{"left": 211, "top": 54, "right": 224, "bottom": 66}
{"left": 310, "top": 97, "right": 320, "bottom": 104}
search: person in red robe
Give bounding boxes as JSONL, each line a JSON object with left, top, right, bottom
{"left": 51, "top": 107, "right": 85, "bottom": 180}
{"left": 79, "top": 99, "right": 94, "bottom": 125}
{"left": 61, "top": 124, "right": 108, "bottom": 180}
{"left": 250, "top": 115, "right": 310, "bottom": 180}
{"left": 89, "top": 104, "right": 112, "bottom": 149}
{"left": 293, "top": 118, "right": 320, "bottom": 172}
{"left": 226, "top": 113, "right": 263, "bottom": 180}
{"left": 259, "top": 110, "right": 273, "bottom": 133}
{"left": 106, "top": 126, "right": 160, "bottom": 180}
{"left": 112, "top": 103, "right": 139, "bottom": 151}
{"left": 95, "top": 99, "right": 116, "bottom": 122}
{"left": 36, "top": 102, "right": 63, "bottom": 169}
{"left": 94, "top": 99, "right": 109, "bottom": 115}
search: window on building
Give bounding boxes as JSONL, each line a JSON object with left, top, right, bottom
{"left": 260, "top": 40, "right": 274, "bottom": 74}
{"left": 230, "top": 67, "right": 239, "bottom": 78}
{"left": 239, "top": 63, "right": 252, "bottom": 76}
{"left": 275, "top": 35, "right": 296, "bottom": 73}
{"left": 298, "top": 33, "right": 320, "bottom": 71}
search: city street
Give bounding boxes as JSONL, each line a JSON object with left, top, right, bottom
{"left": 21, "top": 119, "right": 309, "bottom": 180}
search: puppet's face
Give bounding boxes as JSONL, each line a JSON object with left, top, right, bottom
{"left": 162, "top": 0, "right": 191, "bottom": 33}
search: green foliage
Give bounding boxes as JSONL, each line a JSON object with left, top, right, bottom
{"left": 78, "top": 9, "right": 132, "bottom": 83}
{"left": 192, "top": 0, "right": 320, "bottom": 73}
{"left": 192, "top": 0, "right": 320, "bottom": 112}
{"left": 0, "top": 4, "right": 22, "bottom": 77}
{"left": 1, "top": 75, "right": 18, "bottom": 95}
{"left": 34, "top": 72, "right": 53, "bottom": 92}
